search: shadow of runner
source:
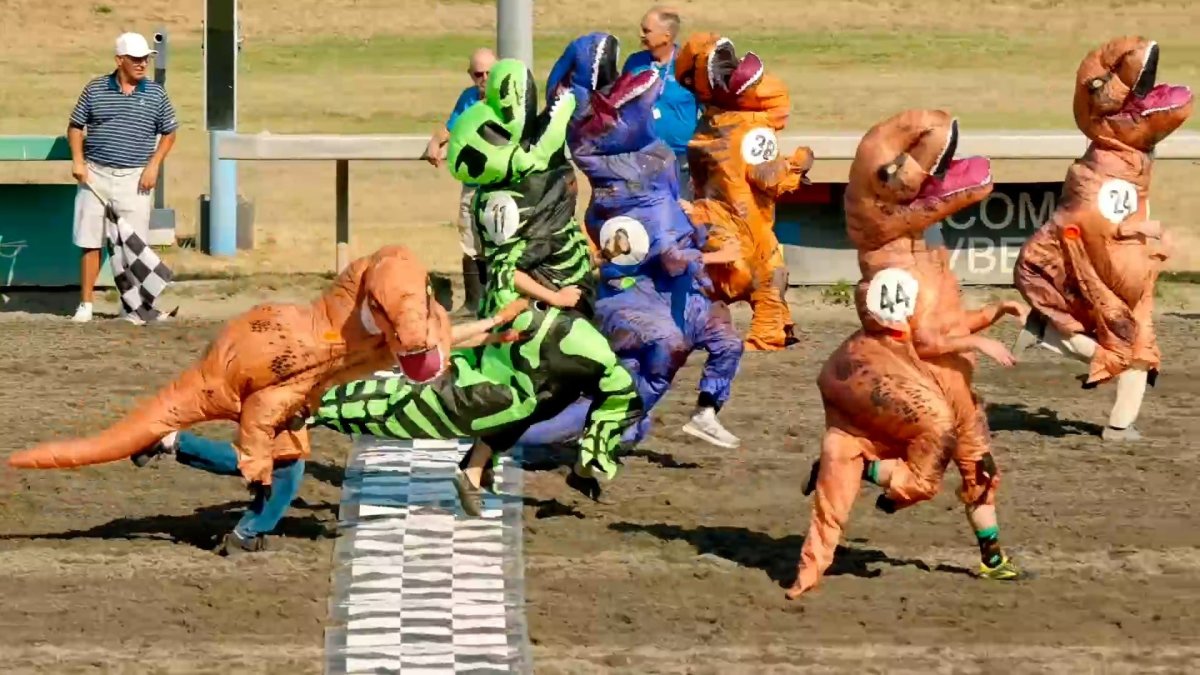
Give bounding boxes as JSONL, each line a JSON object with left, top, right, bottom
{"left": 0, "top": 499, "right": 338, "bottom": 551}
{"left": 986, "top": 402, "right": 1103, "bottom": 437}
{"left": 608, "top": 522, "right": 974, "bottom": 587}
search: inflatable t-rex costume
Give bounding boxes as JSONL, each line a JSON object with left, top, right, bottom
{"left": 305, "top": 301, "right": 644, "bottom": 490}
{"left": 511, "top": 32, "right": 743, "bottom": 450}
{"left": 785, "top": 111, "right": 1024, "bottom": 600}
{"left": 675, "top": 34, "right": 814, "bottom": 351}
{"left": 449, "top": 58, "right": 596, "bottom": 322}
{"left": 7, "top": 246, "right": 524, "bottom": 488}
{"left": 1013, "top": 36, "right": 1193, "bottom": 440}
{"left": 438, "top": 57, "right": 645, "bottom": 487}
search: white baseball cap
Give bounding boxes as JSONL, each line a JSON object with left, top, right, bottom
{"left": 115, "top": 32, "right": 156, "bottom": 58}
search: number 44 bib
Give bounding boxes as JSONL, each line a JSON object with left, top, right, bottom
{"left": 866, "top": 268, "right": 919, "bottom": 324}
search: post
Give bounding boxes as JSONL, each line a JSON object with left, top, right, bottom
{"left": 204, "top": 0, "right": 239, "bottom": 256}
{"left": 335, "top": 159, "right": 350, "bottom": 273}
{"left": 496, "top": 0, "right": 534, "bottom": 68}
{"left": 152, "top": 28, "right": 168, "bottom": 210}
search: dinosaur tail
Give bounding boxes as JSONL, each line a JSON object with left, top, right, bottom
{"left": 8, "top": 365, "right": 216, "bottom": 470}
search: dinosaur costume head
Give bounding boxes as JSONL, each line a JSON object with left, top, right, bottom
{"left": 845, "top": 109, "right": 993, "bottom": 249}
{"left": 546, "top": 32, "right": 621, "bottom": 116}
{"left": 547, "top": 32, "right": 663, "bottom": 153}
{"left": 448, "top": 59, "right": 577, "bottom": 187}
{"left": 361, "top": 250, "right": 452, "bottom": 383}
{"left": 675, "top": 33, "right": 790, "bottom": 128}
{"left": 1074, "top": 36, "right": 1193, "bottom": 151}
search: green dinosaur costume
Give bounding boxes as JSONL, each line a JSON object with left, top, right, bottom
{"left": 305, "top": 59, "right": 639, "bottom": 482}
{"left": 449, "top": 59, "right": 596, "bottom": 319}
{"left": 310, "top": 305, "right": 638, "bottom": 480}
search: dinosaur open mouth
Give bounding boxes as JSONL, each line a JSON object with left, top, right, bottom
{"left": 1120, "top": 83, "right": 1193, "bottom": 117}
{"left": 1116, "top": 42, "right": 1192, "bottom": 118}
{"left": 396, "top": 346, "right": 445, "bottom": 383}
{"left": 916, "top": 156, "right": 992, "bottom": 205}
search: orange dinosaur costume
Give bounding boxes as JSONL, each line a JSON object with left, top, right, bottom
{"left": 1013, "top": 36, "right": 1192, "bottom": 440}
{"left": 8, "top": 245, "right": 525, "bottom": 487}
{"left": 675, "top": 34, "right": 814, "bottom": 351}
{"left": 786, "top": 110, "right": 1024, "bottom": 600}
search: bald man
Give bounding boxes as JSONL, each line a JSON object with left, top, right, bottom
{"left": 425, "top": 47, "right": 496, "bottom": 318}
{"left": 622, "top": 5, "right": 699, "bottom": 199}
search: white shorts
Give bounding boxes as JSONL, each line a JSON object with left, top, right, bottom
{"left": 73, "top": 161, "right": 151, "bottom": 250}
{"left": 457, "top": 185, "right": 483, "bottom": 258}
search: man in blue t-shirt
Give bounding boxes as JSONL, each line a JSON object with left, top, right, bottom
{"left": 621, "top": 6, "right": 699, "bottom": 199}
{"left": 423, "top": 47, "right": 496, "bottom": 317}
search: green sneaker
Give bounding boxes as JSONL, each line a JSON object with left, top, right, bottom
{"left": 978, "top": 555, "right": 1022, "bottom": 581}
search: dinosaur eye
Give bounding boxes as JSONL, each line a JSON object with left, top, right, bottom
{"left": 876, "top": 163, "right": 898, "bottom": 183}
{"left": 1090, "top": 77, "right": 1105, "bottom": 91}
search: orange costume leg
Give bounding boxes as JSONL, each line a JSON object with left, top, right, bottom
{"left": 236, "top": 384, "right": 311, "bottom": 486}
{"left": 787, "top": 427, "right": 871, "bottom": 598}
{"left": 743, "top": 242, "right": 798, "bottom": 351}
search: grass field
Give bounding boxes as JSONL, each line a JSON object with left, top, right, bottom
{"left": 0, "top": 0, "right": 1197, "bottom": 276}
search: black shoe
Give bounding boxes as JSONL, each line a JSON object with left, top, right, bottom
{"left": 565, "top": 470, "right": 603, "bottom": 502}
{"left": 217, "top": 530, "right": 267, "bottom": 556}
{"left": 131, "top": 437, "right": 175, "bottom": 467}
{"left": 802, "top": 459, "right": 820, "bottom": 496}
{"left": 875, "top": 494, "right": 898, "bottom": 514}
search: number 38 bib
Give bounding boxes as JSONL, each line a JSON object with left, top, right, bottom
{"left": 866, "top": 267, "right": 920, "bottom": 324}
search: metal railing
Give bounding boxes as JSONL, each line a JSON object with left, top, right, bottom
{"left": 212, "top": 130, "right": 1200, "bottom": 272}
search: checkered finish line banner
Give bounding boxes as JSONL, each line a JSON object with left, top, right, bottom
{"left": 324, "top": 437, "right": 533, "bottom": 675}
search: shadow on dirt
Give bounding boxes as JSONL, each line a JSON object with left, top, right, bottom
{"left": 0, "top": 289, "right": 87, "bottom": 317}
{"left": 0, "top": 498, "right": 337, "bottom": 551}
{"left": 986, "top": 402, "right": 1103, "bottom": 437}
{"left": 304, "top": 458, "right": 345, "bottom": 488}
{"left": 608, "top": 522, "right": 974, "bottom": 587}
{"left": 523, "top": 496, "right": 586, "bottom": 520}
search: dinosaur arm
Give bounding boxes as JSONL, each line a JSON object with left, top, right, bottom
{"left": 746, "top": 146, "right": 814, "bottom": 198}
{"left": 1115, "top": 218, "right": 1163, "bottom": 240}
{"left": 961, "top": 301, "right": 1024, "bottom": 334}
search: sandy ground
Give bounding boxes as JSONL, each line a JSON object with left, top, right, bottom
{"left": 1, "top": 283, "right": 1199, "bottom": 673}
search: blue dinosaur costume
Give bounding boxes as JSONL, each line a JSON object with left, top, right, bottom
{"left": 516, "top": 33, "right": 744, "bottom": 450}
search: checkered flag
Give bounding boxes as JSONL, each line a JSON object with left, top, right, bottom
{"left": 84, "top": 182, "right": 176, "bottom": 323}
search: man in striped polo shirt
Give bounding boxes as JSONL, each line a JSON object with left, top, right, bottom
{"left": 68, "top": 32, "right": 178, "bottom": 323}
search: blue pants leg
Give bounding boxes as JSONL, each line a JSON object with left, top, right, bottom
{"left": 691, "top": 298, "right": 743, "bottom": 409}
{"left": 174, "top": 432, "right": 306, "bottom": 538}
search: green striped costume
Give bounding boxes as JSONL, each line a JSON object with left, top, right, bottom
{"left": 308, "top": 305, "right": 641, "bottom": 481}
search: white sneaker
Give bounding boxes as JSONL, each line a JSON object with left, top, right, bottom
{"left": 122, "top": 312, "right": 146, "bottom": 325}
{"left": 71, "top": 303, "right": 93, "bottom": 322}
{"left": 682, "top": 407, "right": 741, "bottom": 449}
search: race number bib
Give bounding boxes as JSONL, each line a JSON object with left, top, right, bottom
{"left": 598, "top": 216, "right": 650, "bottom": 266}
{"left": 866, "top": 268, "right": 919, "bottom": 324}
{"left": 479, "top": 192, "right": 521, "bottom": 245}
{"left": 740, "top": 127, "right": 779, "bottom": 165}
{"left": 1097, "top": 178, "right": 1138, "bottom": 224}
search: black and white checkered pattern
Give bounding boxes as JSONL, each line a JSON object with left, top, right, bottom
{"left": 104, "top": 210, "right": 173, "bottom": 322}
{"left": 325, "top": 437, "right": 532, "bottom": 674}
{"left": 84, "top": 181, "right": 174, "bottom": 323}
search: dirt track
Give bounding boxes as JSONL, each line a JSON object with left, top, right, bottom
{"left": 1, "top": 287, "right": 1199, "bottom": 674}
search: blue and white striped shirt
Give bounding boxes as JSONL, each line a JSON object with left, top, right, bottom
{"left": 69, "top": 72, "right": 179, "bottom": 169}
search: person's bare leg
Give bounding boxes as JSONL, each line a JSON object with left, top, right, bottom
{"left": 79, "top": 248, "right": 100, "bottom": 304}
{"left": 462, "top": 439, "right": 494, "bottom": 488}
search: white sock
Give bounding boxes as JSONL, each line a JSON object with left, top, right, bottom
{"left": 161, "top": 431, "right": 179, "bottom": 450}
{"left": 1108, "top": 366, "right": 1148, "bottom": 429}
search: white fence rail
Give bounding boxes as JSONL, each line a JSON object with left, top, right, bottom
{"left": 215, "top": 131, "right": 1200, "bottom": 273}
